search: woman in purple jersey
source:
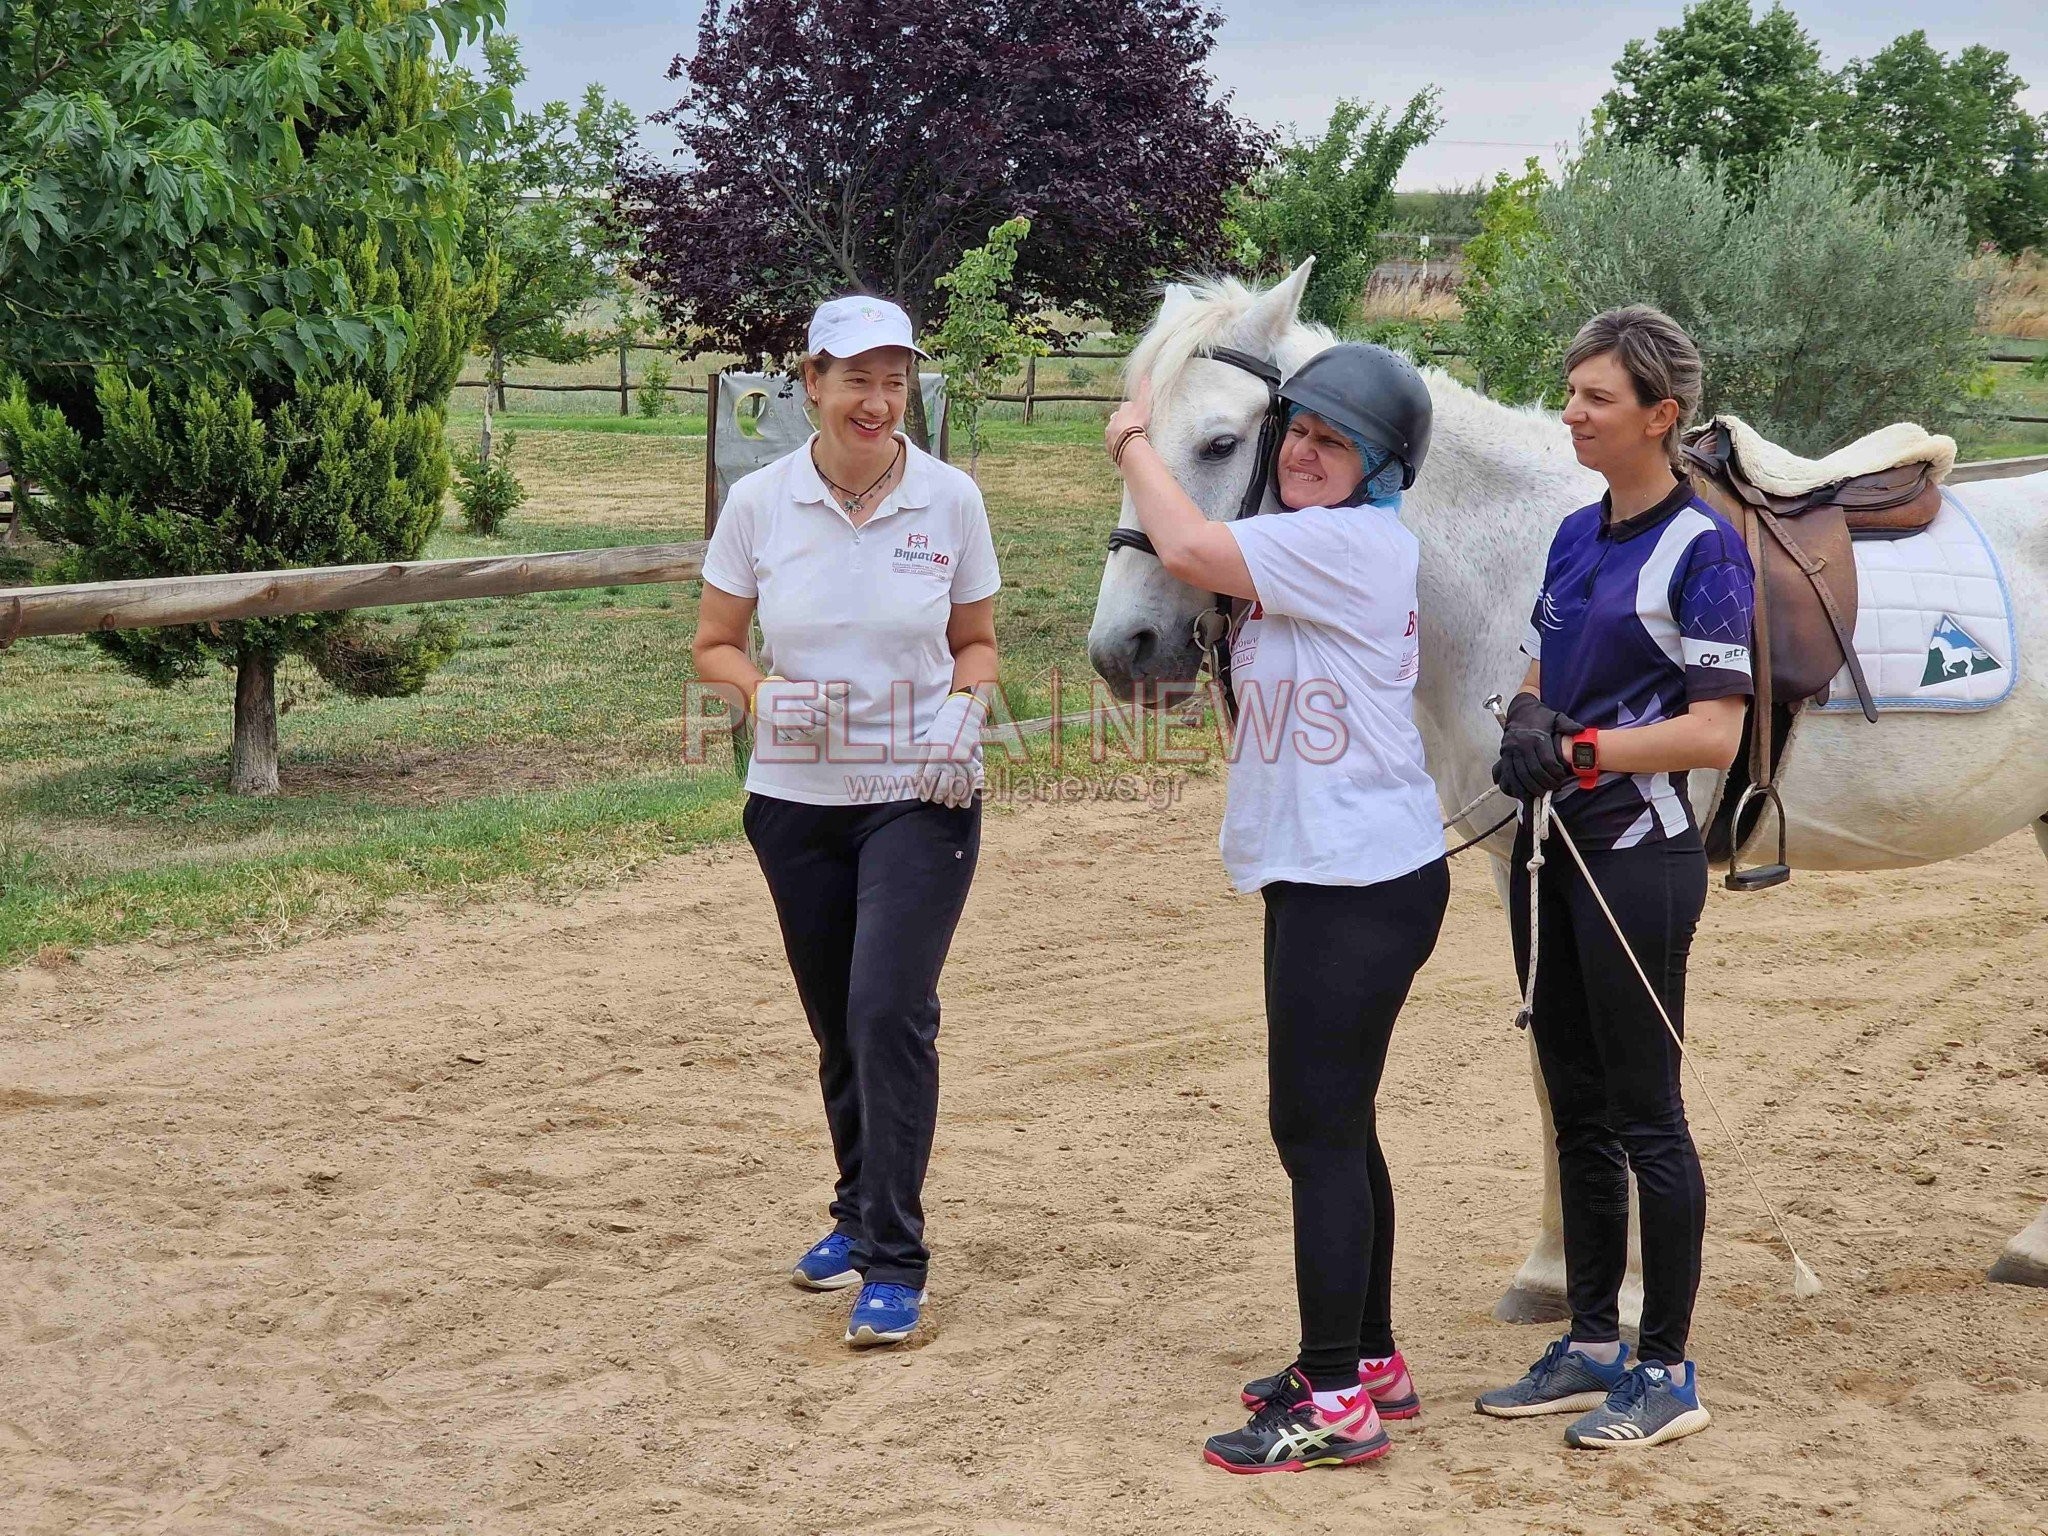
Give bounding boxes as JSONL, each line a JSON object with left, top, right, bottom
{"left": 1475, "top": 307, "right": 1754, "bottom": 1451}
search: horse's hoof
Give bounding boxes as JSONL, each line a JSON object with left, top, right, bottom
{"left": 1987, "top": 1250, "right": 2048, "bottom": 1288}
{"left": 1493, "top": 1285, "right": 1571, "bottom": 1324}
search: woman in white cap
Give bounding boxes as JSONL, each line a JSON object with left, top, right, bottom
{"left": 693, "top": 295, "right": 1002, "bottom": 1348}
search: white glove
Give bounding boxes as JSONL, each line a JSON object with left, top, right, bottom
{"left": 751, "top": 676, "right": 847, "bottom": 747}
{"left": 912, "top": 691, "right": 987, "bottom": 809}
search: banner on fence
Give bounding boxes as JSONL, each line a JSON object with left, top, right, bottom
{"left": 709, "top": 372, "right": 948, "bottom": 528}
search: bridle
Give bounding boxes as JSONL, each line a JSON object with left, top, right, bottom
{"left": 1104, "top": 346, "right": 1284, "bottom": 727}
{"left": 1104, "top": 347, "right": 1521, "bottom": 862}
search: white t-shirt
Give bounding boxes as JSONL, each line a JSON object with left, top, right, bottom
{"left": 700, "top": 433, "right": 1002, "bottom": 805}
{"left": 1219, "top": 502, "right": 1443, "bottom": 893}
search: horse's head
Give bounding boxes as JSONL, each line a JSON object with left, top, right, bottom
{"left": 1086, "top": 260, "right": 1332, "bottom": 705}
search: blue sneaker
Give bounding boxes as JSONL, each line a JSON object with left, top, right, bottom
{"left": 1475, "top": 1335, "right": 1632, "bottom": 1418}
{"left": 844, "top": 1282, "right": 926, "bottom": 1347}
{"left": 790, "top": 1232, "right": 863, "bottom": 1291}
{"left": 1565, "top": 1360, "right": 1712, "bottom": 1449}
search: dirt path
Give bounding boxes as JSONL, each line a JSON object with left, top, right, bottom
{"left": 1, "top": 778, "right": 2044, "bottom": 1534}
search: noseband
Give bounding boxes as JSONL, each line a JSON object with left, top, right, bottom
{"left": 1105, "top": 346, "right": 1284, "bottom": 726}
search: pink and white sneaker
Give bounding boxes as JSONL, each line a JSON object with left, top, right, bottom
{"left": 1243, "top": 1348, "right": 1422, "bottom": 1421}
{"left": 1205, "top": 1368, "right": 1391, "bottom": 1474}
{"left": 1358, "top": 1351, "right": 1421, "bottom": 1420}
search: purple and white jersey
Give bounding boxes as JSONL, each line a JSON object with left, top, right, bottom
{"left": 1520, "top": 477, "right": 1755, "bottom": 849}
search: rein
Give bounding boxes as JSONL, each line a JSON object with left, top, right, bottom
{"left": 1105, "top": 346, "right": 1284, "bottom": 727}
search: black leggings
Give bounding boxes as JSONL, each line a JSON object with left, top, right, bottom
{"left": 743, "top": 792, "right": 981, "bottom": 1288}
{"left": 1263, "top": 860, "right": 1449, "bottom": 1387}
{"left": 1509, "top": 822, "right": 1708, "bottom": 1366}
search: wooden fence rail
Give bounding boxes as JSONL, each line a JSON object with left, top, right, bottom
{"left": 0, "top": 544, "right": 707, "bottom": 645}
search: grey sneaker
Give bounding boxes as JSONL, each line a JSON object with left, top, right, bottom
{"left": 1565, "top": 1360, "right": 1711, "bottom": 1448}
{"left": 1476, "top": 1334, "right": 1632, "bottom": 1418}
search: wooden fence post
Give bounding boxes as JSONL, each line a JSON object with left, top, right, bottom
{"left": 618, "top": 338, "right": 630, "bottom": 417}
{"left": 1023, "top": 355, "right": 1037, "bottom": 424}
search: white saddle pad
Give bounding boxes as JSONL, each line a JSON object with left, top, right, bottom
{"left": 1813, "top": 491, "right": 2017, "bottom": 715}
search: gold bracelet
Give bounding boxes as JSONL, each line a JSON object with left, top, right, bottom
{"left": 1112, "top": 426, "right": 1148, "bottom": 466}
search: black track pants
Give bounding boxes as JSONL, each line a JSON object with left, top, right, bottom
{"left": 743, "top": 792, "right": 980, "bottom": 1287}
{"left": 1508, "top": 821, "right": 1709, "bottom": 1366}
{"left": 1263, "top": 860, "right": 1449, "bottom": 1387}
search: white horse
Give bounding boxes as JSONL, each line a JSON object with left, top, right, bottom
{"left": 1086, "top": 261, "right": 2048, "bottom": 1314}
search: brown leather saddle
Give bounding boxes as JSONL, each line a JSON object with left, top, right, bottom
{"left": 1680, "top": 419, "right": 1946, "bottom": 888}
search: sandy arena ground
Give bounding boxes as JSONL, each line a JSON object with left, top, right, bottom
{"left": 1, "top": 776, "right": 2045, "bottom": 1534}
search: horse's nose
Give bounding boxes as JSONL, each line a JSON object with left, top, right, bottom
{"left": 1088, "top": 627, "right": 1159, "bottom": 698}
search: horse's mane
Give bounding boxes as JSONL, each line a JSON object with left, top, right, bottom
{"left": 1124, "top": 274, "right": 1336, "bottom": 402}
{"left": 1128, "top": 272, "right": 1579, "bottom": 488}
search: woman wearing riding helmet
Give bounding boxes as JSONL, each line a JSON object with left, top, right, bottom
{"left": 1106, "top": 344, "right": 1447, "bottom": 1473}
{"left": 1476, "top": 305, "right": 1752, "bottom": 1449}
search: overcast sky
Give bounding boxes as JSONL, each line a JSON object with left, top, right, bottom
{"left": 480, "top": 0, "right": 2046, "bottom": 189}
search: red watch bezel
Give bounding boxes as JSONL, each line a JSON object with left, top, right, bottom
{"left": 1571, "top": 727, "right": 1600, "bottom": 790}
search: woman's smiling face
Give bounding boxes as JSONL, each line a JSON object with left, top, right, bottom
{"left": 1275, "top": 411, "right": 1366, "bottom": 509}
{"left": 808, "top": 346, "right": 912, "bottom": 451}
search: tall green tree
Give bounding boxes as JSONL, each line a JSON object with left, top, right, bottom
{"left": 1, "top": 0, "right": 497, "bottom": 795}
{"left": 1456, "top": 158, "right": 1560, "bottom": 404}
{"left": 1, "top": 0, "right": 502, "bottom": 393}
{"left": 1825, "top": 32, "right": 2048, "bottom": 254}
{"left": 452, "top": 33, "right": 638, "bottom": 402}
{"left": 1601, "top": 0, "right": 1828, "bottom": 193}
{"left": 1228, "top": 92, "right": 1442, "bottom": 329}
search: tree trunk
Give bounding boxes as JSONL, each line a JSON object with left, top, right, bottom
{"left": 903, "top": 373, "right": 931, "bottom": 453}
{"left": 230, "top": 647, "right": 281, "bottom": 796}
{"left": 491, "top": 341, "right": 507, "bottom": 412}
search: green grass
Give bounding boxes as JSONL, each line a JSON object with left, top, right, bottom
{"left": 1958, "top": 435, "right": 2048, "bottom": 462}
{"left": 0, "top": 420, "right": 1152, "bottom": 964}
{"left": 0, "top": 771, "right": 743, "bottom": 962}
{"left": 448, "top": 410, "right": 707, "bottom": 436}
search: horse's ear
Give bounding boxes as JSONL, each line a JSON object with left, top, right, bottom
{"left": 1239, "top": 258, "right": 1315, "bottom": 350}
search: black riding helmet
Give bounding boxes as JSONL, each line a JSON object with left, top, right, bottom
{"left": 1275, "top": 343, "right": 1434, "bottom": 492}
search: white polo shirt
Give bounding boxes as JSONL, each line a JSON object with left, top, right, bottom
{"left": 1219, "top": 502, "right": 1443, "bottom": 892}
{"left": 701, "top": 433, "right": 1002, "bottom": 805}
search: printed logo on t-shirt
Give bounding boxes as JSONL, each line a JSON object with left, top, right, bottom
{"left": 892, "top": 534, "right": 952, "bottom": 575}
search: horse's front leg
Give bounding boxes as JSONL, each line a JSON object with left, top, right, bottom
{"left": 1491, "top": 856, "right": 1645, "bottom": 1329}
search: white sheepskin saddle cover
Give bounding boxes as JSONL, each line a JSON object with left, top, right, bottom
{"left": 1719, "top": 414, "right": 1956, "bottom": 495}
{"left": 1812, "top": 491, "right": 2017, "bottom": 715}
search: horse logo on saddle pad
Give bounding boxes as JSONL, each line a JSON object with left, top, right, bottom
{"left": 1921, "top": 615, "right": 2003, "bottom": 688}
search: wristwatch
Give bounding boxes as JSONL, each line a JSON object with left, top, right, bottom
{"left": 1570, "top": 728, "right": 1600, "bottom": 790}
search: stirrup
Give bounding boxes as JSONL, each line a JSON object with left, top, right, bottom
{"left": 1724, "top": 783, "right": 1790, "bottom": 891}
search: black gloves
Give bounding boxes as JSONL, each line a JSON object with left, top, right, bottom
{"left": 1491, "top": 690, "right": 1585, "bottom": 801}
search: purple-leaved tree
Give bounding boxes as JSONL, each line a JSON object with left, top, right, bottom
{"left": 621, "top": 0, "right": 1265, "bottom": 362}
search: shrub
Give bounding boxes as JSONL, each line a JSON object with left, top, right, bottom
{"left": 1458, "top": 142, "right": 1986, "bottom": 452}
{"left": 637, "top": 358, "right": 671, "bottom": 418}
{"left": 453, "top": 430, "right": 527, "bottom": 536}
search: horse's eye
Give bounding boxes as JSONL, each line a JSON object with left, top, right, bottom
{"left": 1198, "top": 434, "right": 1238, "bottom": 461}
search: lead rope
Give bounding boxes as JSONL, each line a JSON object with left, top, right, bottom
{"left": 1498, "top": 712, "right": 1822, "bottom": 1300}
{"left": 1512, "top": 794, "right": 1547, "bottom": 1033}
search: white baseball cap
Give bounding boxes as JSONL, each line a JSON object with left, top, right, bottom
{"left": 807, "top": 295, "right": 930, "bottom": 360}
